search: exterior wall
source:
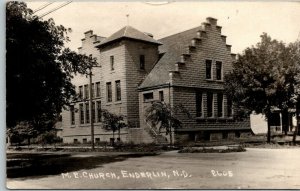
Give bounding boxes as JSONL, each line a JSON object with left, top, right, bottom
{"left": 139, "top": 87, "right": 170, "bottom": 142}
{"left": 62, "top": 30, "right": 160, "bottom": 143}
{"left": 139, "top": 18, "right": 251, "bottom": 143}
{"left": 99, "top": 41, "right": 127, "bottom": 116}
{"left": 62, "top": 31, "right": 130, "bottom": 143}
{"left": 124, "top": 40, "right": 159, "bottom": 128}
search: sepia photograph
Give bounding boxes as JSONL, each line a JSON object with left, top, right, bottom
{"left": 5, "top": 1, "right": 300, "bottom": 189}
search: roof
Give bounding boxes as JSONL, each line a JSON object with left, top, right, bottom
{"left": 97, "top": 26, "right": 162, "bottom": 47}
{"left": 139, "top": 26, "right": 203, "bottom": 89}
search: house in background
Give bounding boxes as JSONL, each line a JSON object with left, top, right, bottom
{"left": 61, "top": 17, "right": 252, "bottom": 144}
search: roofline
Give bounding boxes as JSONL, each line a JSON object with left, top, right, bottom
{"left": 158, "top": 25, "right": 202, "bottom": 41}
{"left": 96, "top": 36, "right": 162, "bottom": 48}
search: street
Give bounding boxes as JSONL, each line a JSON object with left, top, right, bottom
{"left": 6, "top": 148, "right": 300, "bottom": 189}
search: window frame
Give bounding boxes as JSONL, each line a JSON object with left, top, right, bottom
{"left": 159, "top": 91, "right": 164, "bottom": 102}
{"left": 79, "top": 86, "right": 83, "bottom": 99}
{"left": 70, "top": 105, "right": 75, "bottom": 125}
{"left": 85, "top": 102, "right": 90, "bottom": 124}
{"left": 143, "top": 92, "right": 154, "bottom": 102}
{"left": 196, "top": 92, "right": 203, "bottom": 117}
{"left": 140, "top": 55, "right": 145, "bottom": 70}
{"left": 91, "top": 83, "right": 94, "bottom": 98}
{"left": 216, "top": 61, "right": 223, "bottom": 81}
{"left": 205, "top": 60, "right": 213, "bottom": 80}
{"left": 96, "top": 101, "right": 102, "bottom": 122}
{"left": 84, "top": 84, "right": 89, "bottom": 99}
{"left": 217, "top": 93, "right": 224, "bottom": 117}
{"left": 106, "top": 82, "right": 112, "bottom": 102}
{"left": 79, "top": 103, "right": 84, "bottom": 124}
{"left": 110, "top": 56, "right": 114, "bottom": 71}
{"left": 206, "top": 92, "right": 213, "bottom": 117}
{"left": 96, "top": 82, "right": 100, "bottom": 97}
{"left": 115, "top": 80, "right": 121, "bottom": 101}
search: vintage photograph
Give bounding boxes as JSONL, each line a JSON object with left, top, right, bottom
{"left": 6, "top": 1, "right": 300, "bottom": 189}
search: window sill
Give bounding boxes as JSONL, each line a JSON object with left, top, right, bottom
{"left": 143, "top": 100, "right": 154, "bottom": 103}
{"left": 106, "top": 102, "right": 113, "bottom": 106}
{"left": 79, "top": 124, "right": 91, "bottom": 127}
{"left": 115, "top": 101, "right": 122, "bottom": 105}
{"left": 205, "top": 79, "right": 214, "bottom": 82}
{"left": 70, "top": 125, "right": 75, "bottom": 128}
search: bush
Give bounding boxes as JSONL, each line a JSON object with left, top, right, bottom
{"left": 37, "top": 131, "right": 62, "bottom": 146}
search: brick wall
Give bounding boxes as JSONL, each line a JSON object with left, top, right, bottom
{"left": 124, "top": 40, "right": 159, "bottom": 128}
{"left": 139, "top": 18, "right": 251, "bottom": 143}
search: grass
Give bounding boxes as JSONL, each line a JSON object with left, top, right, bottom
{"left": 178, "top": 145, "right": 246, "bottom": 153}
{"left": 7, "top": 152, "right": 158, "bottom": 179}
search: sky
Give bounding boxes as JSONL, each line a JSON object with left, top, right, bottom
{"left": 26, "top": 1, "right": 300, "bottom": 54}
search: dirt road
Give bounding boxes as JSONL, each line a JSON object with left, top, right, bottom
{"left": 6, "top": 148, "right": 300, "bottom": 189}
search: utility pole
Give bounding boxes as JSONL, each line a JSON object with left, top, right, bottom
{"left": 89, "top": 68, "right": 95, "bottom": 150}
{"left": 168, "top": 82, "right": 172, "bottom": 147}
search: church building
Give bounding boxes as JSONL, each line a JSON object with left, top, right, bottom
{"left": 61, "top": 17, "right": 251, "bottom": 144}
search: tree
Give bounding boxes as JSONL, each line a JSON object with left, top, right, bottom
{"left": 101, "top": 110, "right": 126, "bottom": 146}
{"left": 6, "top": 2, "right": 97, "bottom": 132}
{"left": 145, "top": 101, "right": 190, "bottom": 146}
{"left": 7, "top": 121, "right": 38, "bottom": 146}
{"left": 225, "top": 33, "right": 300, "bottom": 143}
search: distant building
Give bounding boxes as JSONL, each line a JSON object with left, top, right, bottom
{"left": 61, "top": 17, "right": 251, "bottom": 144}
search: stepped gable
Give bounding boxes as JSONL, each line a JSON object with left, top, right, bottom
{"left": 139, "top": 26, "right": 203, "bottom": 89}
{"left": 78, "top": 30, "right": 106, "bottom": 51}
{"left": 96, "top": 26, "right": 162, "bottom": 47}
{"left": 139, "top": 17, "right": 234, "bottom": 89}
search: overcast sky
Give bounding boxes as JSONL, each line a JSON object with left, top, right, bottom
{"left": 26, "top": 1, "right": 300, "bottom": 54}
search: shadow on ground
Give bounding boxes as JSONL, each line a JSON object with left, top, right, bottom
{"left": 7, "top": 152, "right": 157, "bottom": 179}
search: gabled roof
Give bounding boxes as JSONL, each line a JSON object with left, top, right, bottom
{"left": 97, "top": 26, "right": 162, "bottom": 47}
{"left": 139, "top": 26, "right": 203, "bottom": 89}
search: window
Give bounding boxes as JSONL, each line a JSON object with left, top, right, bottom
{"left": 216, "top": 61, "right": 222, "bottom": 80}
{"left": 95, "top": 138, "right": 100, "bottom": 143}
{"left": 79, "top": 86, "right": 83, "bottom": 99}
{"left": 82, "top": 138, "right": 87, "bottom": 144}
{"left": 217, "top": 93, "right": 223, "bottom": 117}
{"left": 74, "top": 139, "right": 78, "bottom": 143}
{"left": 96, "top": 101, "right": 102, "bottom": 122}
{"left": 159, "top": 91, "right": 164, "bottom": 102}
{"left": 140, "top": 55, "right": 145, "bottom": 70}
{"left": 115, "top": 80, "right": 121, "bottom": 101}
{"left": 85, "top": 103, "right": 90, "bottom": 123}
{"left": 84, "top": 84, "right": 89, "bottom": 99}
{"left": 96, "top": 82, "right": 100, "bottom": 97}
{"left": 196, "top": 92, "right": 202, "bottom": 117}
{"left": 206, "top": 60, "right": 212, "bottom": 79}
{"left": 110, "top": 56, "right": 114, "bottom": 71}
{"left": 207, "top": 92, "right": 213, "bottom": 117}
{"left": 106, "top": 82, "right": 112, "bottom": 102}
{"left": 227, "top": 97, "right": 233, "bottom": 117}
{"left": 91, "top": 83, "right": 94, "bottom": 98}
{"left": 144, "top": 92, "right": 153, "bottom": 102}
{"left": 70, "top": 105, "right": 75, "bottom": 125}
{"left": 92, "top": 102, "right": 95, "bottom": 123}
{"left": 79, "top": 104, "right": 84, "bottom": 124}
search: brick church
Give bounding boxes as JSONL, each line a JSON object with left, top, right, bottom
{"left": 61, "top": 17, "right": 251, "bottom": 144}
